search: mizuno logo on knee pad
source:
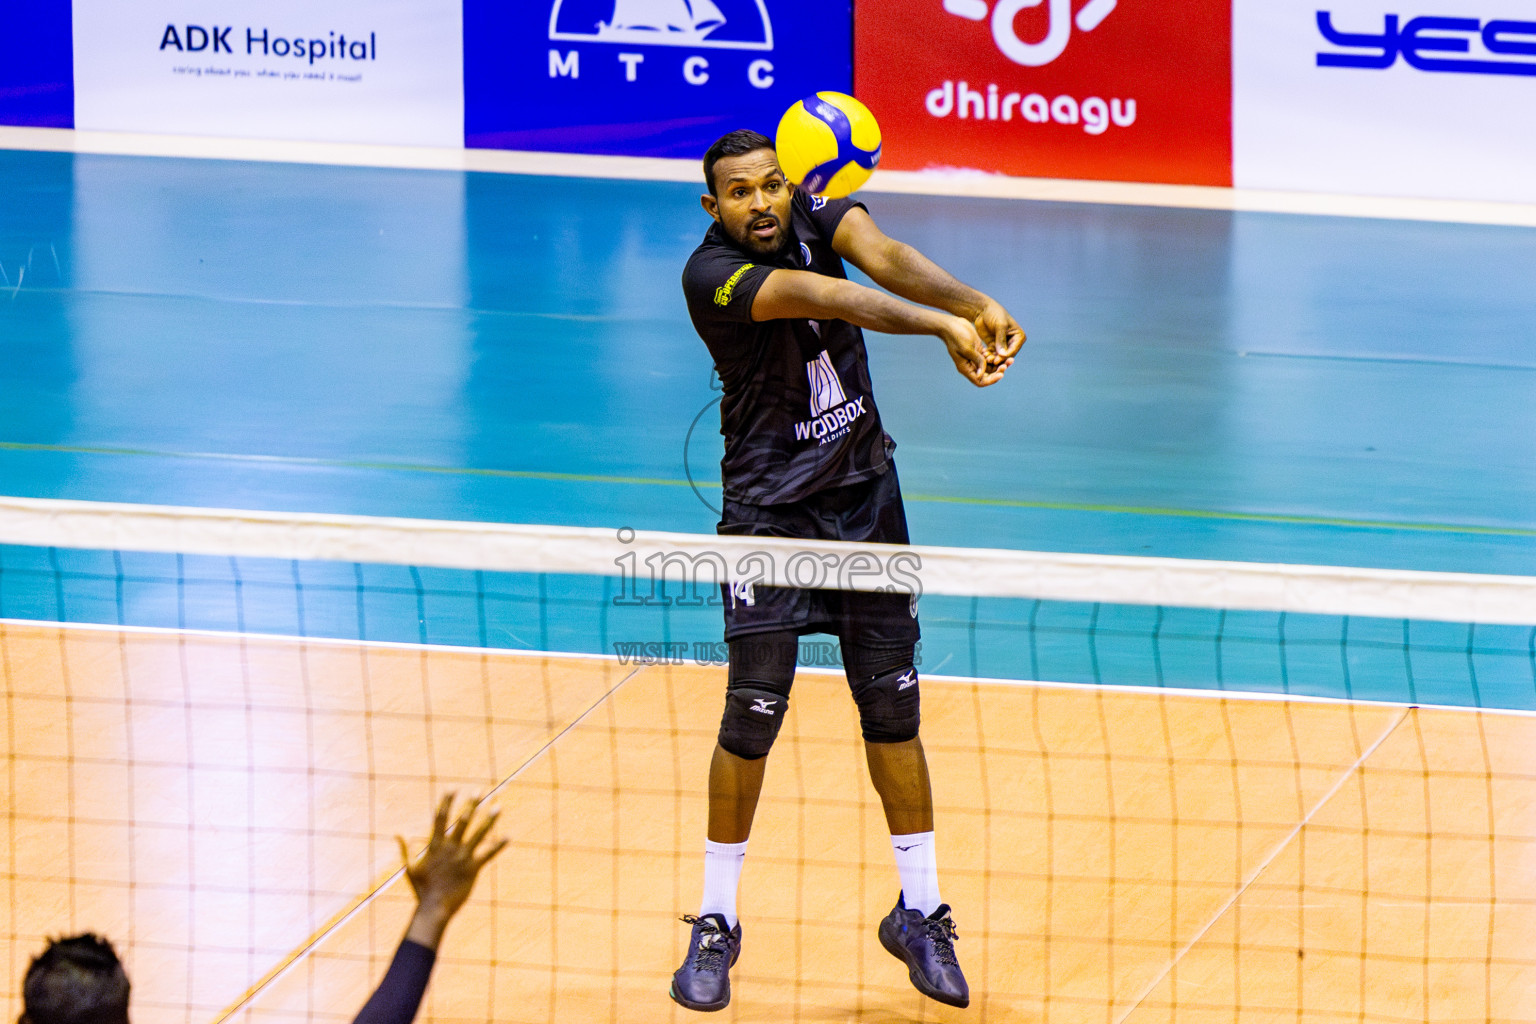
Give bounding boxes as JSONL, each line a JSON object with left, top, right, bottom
{"left": 852, "top": 659, "right": 922, "bottom": 744}
{"left": 719, "top": 686, "right": 789, "bottom": 759}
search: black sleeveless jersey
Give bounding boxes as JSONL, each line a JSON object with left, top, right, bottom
{"left": 682, "top": 191, "right": 892, "bottom": 506}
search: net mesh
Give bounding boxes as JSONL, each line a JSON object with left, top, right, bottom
{"left": 3, "top": 498, "right": 1535, "bottom": 1023}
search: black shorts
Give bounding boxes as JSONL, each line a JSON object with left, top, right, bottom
{"left": 718, "top": 464, "right": 921, "bottom": 645}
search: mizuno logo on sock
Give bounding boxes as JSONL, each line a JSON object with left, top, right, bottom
{"left": 894, "top": 843, "right": 922, "bottom": 851}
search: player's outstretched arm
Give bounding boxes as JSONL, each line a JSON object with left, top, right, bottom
{"left": 751, "top": 269, "right": 1003, "bottom": 387}
{"left": 352, "top": 793, "right": 508, "bottom": 1024}
{"left": 398, "top": 792, "right": 507, "bottom": 949}
{"left": 830, "top": 207, "right": 1025, "bottom": 368}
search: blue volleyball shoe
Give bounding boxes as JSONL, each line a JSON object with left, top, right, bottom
{"left": 878, "top": 894, "right": 969, "bottom": 1008}
{"left": 669, "top": 913, "right": 743, "bottom": 1012}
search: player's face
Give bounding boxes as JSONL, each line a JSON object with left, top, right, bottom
{"left": 702, "top": 150, "right": 794, "bottom": 256}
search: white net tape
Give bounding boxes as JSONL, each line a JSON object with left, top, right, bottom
{"left": 1, "top": 495, "right": 1533, "bottom": 625}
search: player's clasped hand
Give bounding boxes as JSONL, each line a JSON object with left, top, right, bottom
{"left": 942, "top": 313, "right": 1016, "bottom": 388}
{"left": 976, "top": 298, "right": 1026, "bottom": 371}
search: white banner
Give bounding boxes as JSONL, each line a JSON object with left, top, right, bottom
{"left": 1234, "top": 2, "right": 1536, "bottom": 203}
{"left": 72, "top": 0, "right": 463, "bottom": 147}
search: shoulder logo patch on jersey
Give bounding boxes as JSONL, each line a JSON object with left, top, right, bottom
{"left": 799, "top": 242, "right": 812, "bottom": 266}
{"left": 714, "top": 263, "right": 754, "bottom": 307}
{"left": 750, "top": 697, "right": 777, "bottom": 715}
{"left": 810, "top": 194, "right": 828, "bottom": 210}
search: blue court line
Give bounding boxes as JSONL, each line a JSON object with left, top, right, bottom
{"left": 4, "top": 440, "right": 1532, "bottom": 539}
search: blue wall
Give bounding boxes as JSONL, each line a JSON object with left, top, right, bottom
{"left": 464, "top": 0, "right": 851, "bottom": 158}
{"left": 0, "top": 0, "right": 73, "bottom": 127}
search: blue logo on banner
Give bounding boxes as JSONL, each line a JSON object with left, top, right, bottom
{"left": 464, "top": 0, "right": 850, "bottom": 159}
{"left": 550, "top": 0, "right": 773, "bottom": 50}
{"left": 1316, "top": 11, "right": 1536, "bottom": 75}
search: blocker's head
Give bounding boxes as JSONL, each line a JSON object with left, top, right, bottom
{"left": 701, "top": 130, "right": 794, "bottom": 257}
{"left": 20, "top": 934, "right": 131, "bottom": 1024}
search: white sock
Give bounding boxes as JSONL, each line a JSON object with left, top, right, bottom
{"left": 891, "top": 831, "right": 941, "bottom": 917}
{"left": 699, "top": 839, "right": 748, "bottom": 928}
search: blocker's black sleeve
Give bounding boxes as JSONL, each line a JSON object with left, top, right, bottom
{"left": 351, "top": 939, "right": 436, "bottom": 1024}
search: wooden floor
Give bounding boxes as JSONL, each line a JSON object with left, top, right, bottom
{"left": 3, "top": 622, "right": 1534, "bottom": 1023}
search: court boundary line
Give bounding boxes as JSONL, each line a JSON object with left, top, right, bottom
{"left": 5, "top": 125, "right": 1536, "bottom": 227}
{"left": 207, "top": 661, "right": 648, "bottom": 1024}
{"left": 6, "top": 616, "right": 1534, "bottom": 719}
{"left": 0, "top": 616, "right": 621, "bottom": 663}
{"left": 1110, "top": 705, "right": 1413, "bottom": 1024}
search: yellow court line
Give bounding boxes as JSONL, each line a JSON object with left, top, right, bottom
{"left": 3, "top": 440, "right": 1532, "bottom": 538}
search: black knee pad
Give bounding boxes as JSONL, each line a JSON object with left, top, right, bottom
{"left": 718, "top": 685, "right": 790, "bottom": 760}
{"left": 850, "top": 663, "right": 921, "bottom": 744}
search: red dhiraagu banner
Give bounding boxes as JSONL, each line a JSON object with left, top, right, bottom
{"left": 855, "top": 0, "right": 1233, "bottom": 186}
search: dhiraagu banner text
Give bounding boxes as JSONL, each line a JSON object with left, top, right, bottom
{"left": 855, "top": 0, "right": 1234, "bottom": 186}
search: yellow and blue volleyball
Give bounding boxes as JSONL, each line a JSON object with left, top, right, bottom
{"left": 775, "top": 92, "right": 882, "bottom": 199}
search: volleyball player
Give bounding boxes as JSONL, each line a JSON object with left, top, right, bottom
{"left": 672, "top": 130, "right": 1025, "bottom": 1012}
{"left": 19, "top": 794, "right": 505, "bottom": 1024}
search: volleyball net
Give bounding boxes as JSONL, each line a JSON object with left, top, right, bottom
{"left": 1, "top": 496, "right": 1533, "bottom": 707}
{"left": 2, "top": 495, "right": 1534, "bottom": 1023}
